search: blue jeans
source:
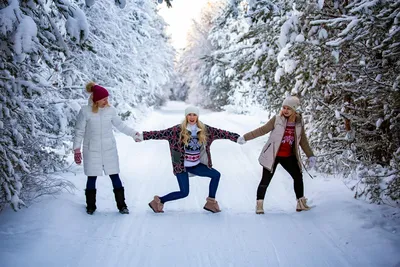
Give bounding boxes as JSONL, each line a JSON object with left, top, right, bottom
{"left": 160, "top": 163, "right": 221, "bottom": 203}
{"left": 86, "top": 174, "right": 123, "bottom": 190}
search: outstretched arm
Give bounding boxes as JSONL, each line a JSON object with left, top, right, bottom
{"left": 243, "top": 116, "right": 275, "bottom": 142}
{"left": 206, "top": 125, "right": 240, "bottom": 143}
{"left": 143, "top": 125, "right": 179, "bottom": 141}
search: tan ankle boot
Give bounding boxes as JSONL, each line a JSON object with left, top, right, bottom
{"left": 203, "top": 197, "right": 221, "bottom": 213}
{"left": 256, "top": 200, "right": 264, "bottom": 214}
{"left": 296, "top": 197, "right": 311, "bottom": 212}
{"left": 148, "top": 195, "right": 164, "bottom": 213}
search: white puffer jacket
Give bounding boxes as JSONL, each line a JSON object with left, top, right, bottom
{"left": 73, "top": 105, "right": 136, "bottom": 176}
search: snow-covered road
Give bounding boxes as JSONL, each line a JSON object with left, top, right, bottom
{"left": 1, "top": 101, "right": 399, "bottom": 267}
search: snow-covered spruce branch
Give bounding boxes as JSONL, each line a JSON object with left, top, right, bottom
{"left": 33, "top": 35, "right": 63, "bottom": 53}
{"left": 305, "top": 11, "right": 344, "bottom": 20}
{"left": 329, "top": 136, "right": 353, "bottom": 142}
{"left": 37, "top": 0, "right": 70, "bottom": 57}
{"left": 339, "top": 68, "right": 398, "bottom": 93}
{"left": 361, "top": 68, "right": 396, "bottom": 89}
{"left": 354, "top": 142, "right": 386, "bottom": 152}
{"left": 373, "top": 38, "right": 400, "bottom": 52}
{"left": 354, "top": 120, "right": 382, "bottom": 130}
{"left": 315, "top": 99, "right": 351, "bottom": 121}
{"left": 212, "top": 45, "right": 254, "bottom": 56}
{"left": 351, "top": 175, "right": 400, "bottom": 206}
{"left": 41, "top": 100, "right": 72, "bottom": 105}
{"left": 310, "top": 16, "right": 358, "bottom": 26}
{"left": 361, "top": 171, "right": 400, "bottom": 180}
{"left": 340, "top": 104, "right": 385, "bottom": 113}
{"left": 315, "top": 150, "right": 349, "bottom": 157}
{"left": 35, "top": 132, "right": 67, "bottom": 140}
{"left": 20, "top": 98, "right": 70, "bottom": 105}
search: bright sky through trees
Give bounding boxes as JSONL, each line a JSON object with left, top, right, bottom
{"left": 158, "top": 0, "right": 211, "bottom": 50}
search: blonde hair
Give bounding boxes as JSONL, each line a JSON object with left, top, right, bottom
{"left": 180, "top": 118, "right": 207, "bottom": 146}
{"left": 86, "top": 81, "right": 109, "bottom": 113}
{"left": 86, "top": 81, "right": 96, "bottom": 93}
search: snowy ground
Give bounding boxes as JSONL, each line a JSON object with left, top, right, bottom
{"left": 1, "top": 101, "right": 399, "bottom": 267}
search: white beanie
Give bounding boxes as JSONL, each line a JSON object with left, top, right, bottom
{"left": 282, "top": 96, "right": 300, "bottom": 111}
{"left": 185, "top": 106, "right": 199, "bottom": 116}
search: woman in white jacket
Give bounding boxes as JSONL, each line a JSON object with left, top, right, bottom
{"left": 73, "top": 82, "right": 140, "bottom": 215}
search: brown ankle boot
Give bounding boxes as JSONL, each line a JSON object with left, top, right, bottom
{"left": 296, "top": 197, "right": 311, "bottom": 212}
{"left": 203, "top": 197, "right": 221, "bottom": 213}
{"left": 256, "top": 200, "right": 264, "bottom": 214}
{"left": 148, "top": 195, "right": 164, "bottom": 213}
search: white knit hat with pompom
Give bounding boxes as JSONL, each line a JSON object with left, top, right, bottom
{"left": 282, "top": 96, "right": 300, "bottom": 111}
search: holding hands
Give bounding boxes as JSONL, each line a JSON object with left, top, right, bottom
{"left": 237, "top": 136, "right": 246, "bottom": 145}
{"left": 74, "top": 148, "right": 82, "bottom": 165}
{"left": 133, "top": 131, "right": 143, "bottom": 142}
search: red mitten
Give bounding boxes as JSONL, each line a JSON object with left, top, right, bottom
{"left": 74, "top": 149, "right": 82, "bottom": 165}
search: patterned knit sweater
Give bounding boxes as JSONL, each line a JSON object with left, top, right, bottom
{"left": 276, "top": 121, "right": 296, "bottom": 157}
{"left": 184, "top": 124, "right": 202, "bottom": 167}
{"left": 143, "top": 124, "right": 240, "bottom": 174}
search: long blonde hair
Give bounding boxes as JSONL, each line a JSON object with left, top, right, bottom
{"left": 86, "top": 82, "right": 109, "bottom": 113}
{"left": 180, "top": 119, "right": 207, "bottom": 146}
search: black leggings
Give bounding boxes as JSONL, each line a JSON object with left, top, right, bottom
{"left": 257, "top": 156, "right": 304, "bottom": 200}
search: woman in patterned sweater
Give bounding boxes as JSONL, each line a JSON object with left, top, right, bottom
{"left": 137, "top": 106, "right": 241, "bottom": 213}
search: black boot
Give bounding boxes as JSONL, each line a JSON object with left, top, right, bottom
{"left": 113, "top": 187, "right": 129, "bottom": 214}
{"left": 85, "top": 189, "right": 97, "bottom": 215}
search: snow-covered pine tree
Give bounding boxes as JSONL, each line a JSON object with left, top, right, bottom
{"left": 228, "top": 0, "right": 284, "bottom": 110}
{"left": 307, "top": 0, "right": 400, "bottom": 204}
{"left": 273, "top": 1, "right": 347, "bottom": 177}
{"left": 0, "top": 0, "right": 174, "bottom": 211}
{"left": 205, "top": 0, "right": 248, "bottom": 110}
{"left": 0, "top": 0, "right": 88, "bottom": 210}
{"left": 62, "top": 0, "right": 174, "bottom": 115}
{"left": 206, "top": 0, "right": 298, "bottom": 112}
{"left": 203, "top": 0, "right": 399, "bottom": 204}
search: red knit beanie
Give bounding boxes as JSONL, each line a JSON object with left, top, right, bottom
{"left": 92, "top": 85, "right": 109, "bottom": 102}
